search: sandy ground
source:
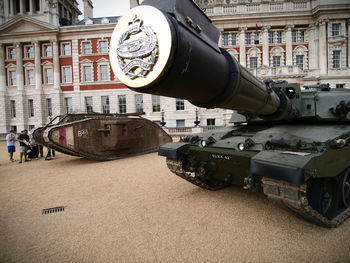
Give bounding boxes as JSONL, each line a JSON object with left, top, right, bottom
{"left": 0, "top": 141, "right": 350, "bottom": 263}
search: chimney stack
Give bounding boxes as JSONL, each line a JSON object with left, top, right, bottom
{"left": 83, "top": 0, "right": 93, "bottom": 19}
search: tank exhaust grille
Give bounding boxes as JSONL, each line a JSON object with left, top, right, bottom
{"left": 42, "top": 206, "right": 65, "bottom": 215}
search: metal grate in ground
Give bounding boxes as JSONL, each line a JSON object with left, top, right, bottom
{"left": 42, "top": 206, "right": 65, "bottom": 215}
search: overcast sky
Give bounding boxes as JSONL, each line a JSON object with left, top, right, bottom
{"left": 76, "top": 0, "right": 131, "bottom": 19}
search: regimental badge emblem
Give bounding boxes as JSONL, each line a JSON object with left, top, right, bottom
{"left": 117, "top": 16, "right": 158, "bottom": 79}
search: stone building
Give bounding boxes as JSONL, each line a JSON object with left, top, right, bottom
{"left": 0, "top": 0, "right": 349, "bottom": 135}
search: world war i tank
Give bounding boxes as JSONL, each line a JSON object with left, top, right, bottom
{"left": 109, "top": 0, "right": 350, "bottom": 227}
{"left": 33, "top": 113, "right": 172, "bottom": 161}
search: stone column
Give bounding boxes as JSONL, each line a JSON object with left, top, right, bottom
{"left": 29, "top": 0, "right": 33, "bottom": 15}
{"left": 308, "top": 24, "right": 316, "bottom": 70}
{"left": 52, "top": 40, "right": 63, "bottom": 115}
{"left": 4, "top": 0, "right": 9, "bottom": 18}
{"left": 15, "top": 42, "right": 26, "bottom": 130}
{"left": 318, "top": 19, "right": 328, "bottom": 75}
{"left": 239, "top": 27, "right": 247, "bottom": 67}
{"left": 0, "top": 43, "right": 9, "bottom": 133}
{"left": 19, "top": 0, "right": 24, "bottom": 14}
{"left": 285, "top": 25, "right": 293, "bottom": 66}
{"left": 34, "top": 40, "right": 45, "bottom": 126}
{"left": 262, "top": 26, "right": 270, "bottom": 67}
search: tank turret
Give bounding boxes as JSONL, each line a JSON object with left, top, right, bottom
{"left": 109, "top": 0, "right": 350, "bottom": 227}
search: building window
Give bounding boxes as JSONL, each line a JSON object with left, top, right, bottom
{"left": 11, "top": 126, "right": 17, "bottom": 133}
{"left": 82, "top": 41, "right": 92, "bottom": 54}
{"left": 99, "top": 65, "right": 109, "bottom": 81}
{"left": 44, "top": 68, "right": 53, "bottom": 84}
{"left": 176, "top": 99, "right": 185, "bottom": 110}
{"left": 65, "top": 97, "right": 73, "bottom": 113}
{"left": 135, "top": 94, "right": 143, "bottom": 112}
{"left": 296, "top": 55, "right": 304, "bottom": 70}
{"left": 25, "top": 46, "right": 34, "bottom": 58}
{"left": 300, "top": 31, "right": 305, "bottom": 42}
{"left": 10, "top": 100, "right": 16, "bottom": 118}
{"left": 9, "top": 70, "right": 17, "bottom": 86}
{"left": 292, "top": 31, "right": 297, "bottom": 43}
{"left": 268, "top": 32, "right": 274, "bottom": 44}
{"left": 47, "top": 98, "right": 52, "bottom": 117}
{"left": 83, "top": 66, "right": 92, "bottom": 82}
{"left": 245, "top": 32, "right": 251, "bottom": 45}
{"left": 176, "top": 120, "right": 185, "bottom": 127}
{"left": 232, "top": 33, "right": 237, "bottom": 45}
{"left": 25, "top": 0, "right": 30, "bottom": 12}
{"left": 207, "top": 119, "right": 215, "bottom": 126}
{"left": 62, "top": 43, "right": 71, "bottom": 56}
{"left": 223, "top": 34, "right": 229, "bottom": 46}
{"left": 333, "top": 51, "right": 340, "bottom": 68}
{"left": 254, "top": 33, "right": 259, "bottom": 44}
{"left": 118, "top": 95, "right": 126, "bottom": 114}
{"left": 277, "top": 31, "right": 282, "bottom": 43}
{"left": 62, "top": 66, "right": 72, "bottom": 83}
{"left": 43, "top": 44, "right": 52, "bottom": 57}
{"left": 7, "top": 47, "right": 16, "bottom": 60}
{"left": 85, "top": 97, "right": 93, "bottom": 113}
{"left": 26, "top": 69, "right": 35, "bottom": 85}
{"left": 332, "top": 23, "right": 340, "bottom": 36}
{"left": 98, "top": 40, "right": 108, "bottom": 53}
{"left": 29, "top": 125, "right": 35, "bottom": 130}
{"left": 101, "top": 96, "right": 110, "bottom": 114}
{"left": 249, "top": 57, "right": 257, "bottom": 68}
{"left": 272, "top": 56, "right": 281, "bottom": 67}
{"left": 34, "top": 0, "right": 40, "bottom": 11}
{"left": 28, "top": 99, "right": 34, "bottom": 117}
{"left": 152, "top": 95, "right": 160, "bottom": 112}
{"left": 336, "top": 84, "right": 344, "bottom": 89}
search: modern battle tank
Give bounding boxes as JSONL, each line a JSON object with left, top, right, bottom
{"left": 109, "top": 0, "right": 350, "bottom": 227}
{"left": 33, "top": 113, "right": 172, "bottom": 161}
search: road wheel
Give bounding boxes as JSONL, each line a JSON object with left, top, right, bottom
{"left": 309, "top": 178, "right": 339, "bottom": 219}
{"left": 340, "top": 169, "right": 350, "bottom": 208}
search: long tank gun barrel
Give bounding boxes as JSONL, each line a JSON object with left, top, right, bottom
{"left": 110, "top": 0, "right": 296, "bottom": 120}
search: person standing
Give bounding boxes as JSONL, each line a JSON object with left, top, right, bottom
{"left": 18, "top": 130, "right": 31, "bottom": 163}
{"left": 6, "top": 130, "right": 16, "bottom": 162}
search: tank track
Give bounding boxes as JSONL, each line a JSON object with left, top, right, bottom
{"left": 166, "top": 158, "right": 229, "bottom": 191}
{"left": 262, "top": 177, "right": 350, "bottom": 228}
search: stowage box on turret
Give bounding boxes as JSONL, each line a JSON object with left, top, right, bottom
{"left": 109, "top": 0, "right": 350, "bottom": 227}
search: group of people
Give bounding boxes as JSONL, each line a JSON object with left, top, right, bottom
{"left": 6, "top": 130, "right": 55, "bottom": 163}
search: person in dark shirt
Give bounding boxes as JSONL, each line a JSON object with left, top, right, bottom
{"left": 18, "top": 130, "right": 31, "bottom": 163}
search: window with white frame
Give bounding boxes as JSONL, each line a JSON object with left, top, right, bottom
{"left": 83, "top": 65, "right": 92, "bottom": 82}
{"left": 292, "top": 31, "right": 297, "bottom": 43}
{"left": 118, "top": 95, "right": 127, "bottom": 114}
{"left": 245, "top": 32, "right": 251, "bottom": 45}
{"left": 277, "top": 31, "right": 282, "bottom": 43}
{"left": 176, "top": 99, "right": 185, "bottom": 110}
{"left": 85, "top": 96, "right": 93, "bottom": 113}
{"left": 254, "top": 33, "right": 259, "bottom": 44}
{"left": 8, "top": 70, "right": 17, "bottom": 86}
{"left": 65, "top": 97, "right": 73, "bottom": 113}
{"left": 336, "top": 84, "right": 344, "bottom": 89}
{"left": 273, "top": 56, "right": 281, "bottom": 67}
{"left": 268, "top": 32, "right": 274, "bottom": 44}
{"left": 10, "top": 100, "right": 16, "bottom": 118}
{"left": 207, "top": 119, "right": 215, "bottom": 126}
{"left": 99, "top": 64, "right": 109, "bottom": 81}
{"left": 98, "top": 40, "right": 108, "bottom": 53}
{"left": 7, "top": 47, "right": 16, "bottom": 60}
{"left": 176, "top": 120, "right": 185, "bottom": 127}
{"left": 232, "top": 33, "right": 237, "bottom": 46}
{"left": 28, "top": 99, "right": 34, "bottom": 117}
{"left": 101, "top": 96, "right": 110, "bottom": 114}
{"left": 82, "top": 41, "right": 92, "bottom": 54}
{"left": 62, "top": 66, "right": 72, "bottom": 83}
{"left": 25, "top": 46, "right": 34, "bottom": 58}
{"left": 332, "top": 23, "right": 340, "bottom": 36}
{"left": 300, "top": 31, "right": 305, "bottom": 42}
{"left": 43, "top": 44, "right": 52, "bottom": 57}
{"left": 223, "top": 34, "right": 229, "bottom": 46}
{"left": 135, "top": 94, "right": 143, "bottom": 112}
{"left": 333, "top": 50, "right": 340, "bottom": 68}
{"left": 296, "top": 55, "right": 304, "bottom": 70}
{"left": 249, "top": 57, "right": 257, "bottom": 68}
{"left": 26, "top": 69, "right": 35, "bottom": 85}
{"left": 152, "top": 95, "right": 160, "bottom": 112}
{"left": 47, "top": 98, "right": 52, "bottom": 117}
{"left": 61, "top": 42, "right": 71, "bottom": 56}
{"left": 44, "top": 68, "right": 53, "bottom": 84}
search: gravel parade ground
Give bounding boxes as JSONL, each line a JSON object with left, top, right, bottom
{"left": 0, "top": 141, "right": 349, "bottom": 263}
